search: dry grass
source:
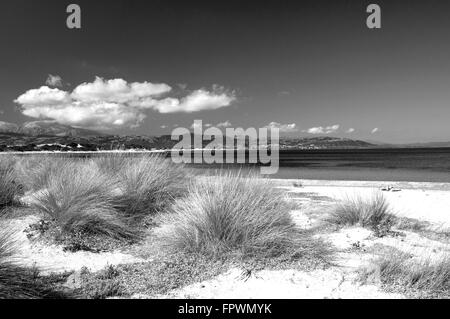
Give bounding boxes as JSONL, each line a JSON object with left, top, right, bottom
{"left": 0, "top": 157, "right": 22, "bottom": 209}
{"left": 25, "top": 154, "right": 188, "bottom": 242}
{"left": 361, "top": 250, "right": 450, "bottom": 298}
{"left": 13, "top": 155, "right": 66, "bottom": 192}
{"left": 158, "top": 171, "right": 330, "bottom": 260}
{"left": 32, "top": 160, "right": 136, "bottom": 240}
{"left": 0, "top": 225, "right": 70, "bottom": 298}
{"left": 97, "top": 154, "right": 189, "bottom": 220}
{"left": 327, "top": 192, "right": 396, "bottom": 234}
{"left": 0, "top": 167, "right": 21, "bottom": 209}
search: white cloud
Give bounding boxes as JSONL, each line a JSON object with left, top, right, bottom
{"left": 160, "top": 125, "right": 167, "bottom": 129}
{"left": 346, "top": 128, "right": 355, "bottom": 133}
{"left": 14, "top": 77, "right": 236, "bottom": 130}
{"left": 152, "top": 87, "right": 235, "bottom": 113}
{"left": 371, "top": 127, "right": 379, "bottom": 134}
{"left": 45, "top": 74, "right": 63, "bottom": 87}
{"left": 15, "top": 86, "right": 71, "bottom": 106}
{"left": 265, "top": 122, "right": 298, "bottom": 133}
{"left": 304, "top": 124, "right": 340, "bottom": 134}
{"left": 71, "top": 77, "right": 172, "bottom": 103}
{"left": 217, "top": 120, "right": 232, "bottom": 128}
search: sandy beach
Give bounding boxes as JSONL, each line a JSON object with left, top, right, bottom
{"left": 2, "top": 177, "right": 449, "bottom": 299}
{"left": 274, "top": 179, "right": 450, "bottom": 228}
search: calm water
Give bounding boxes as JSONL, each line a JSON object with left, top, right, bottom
{"left": 188, "top": 148, "right": 450, "bottom": 183}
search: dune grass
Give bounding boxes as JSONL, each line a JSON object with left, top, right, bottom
{"left": 0, "top": 226, "right": 70, "bottom": 298}
{"left": 158, "top": 171, "right": 330, "bottom": 260}
{"left": 97, "top": 154, "right": 189, "bottom": 220}
{"left": 13, "top": 155, "right": 65, "bottom": 192}
{"left": 361, "top": 250, "right": 450, "bottom": 298}
{"left": 0, "top": 160, "right": 22, "bottom": 209}
{"left": 25, "top": 154, "right": 189, "bottom": 244}
{"left": 327, "top": 192, "right": 396, "bottom": 235}
{"left": 32, "top": 160, "right": 136, "bottom": 240}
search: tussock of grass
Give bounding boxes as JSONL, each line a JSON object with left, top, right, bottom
{"left": 0, "top": 167, "right": 21, "bottom": 209}
{"left": 108, "top": 155, "right": 189, "bottom": 219}
{"left": 27, "top": 154, "right": 188, "bottom": 245}
{"left": 158, "top": 171, "right": 330, "bottom": 260}
{"left": 327, "top": 192, "right": 396, "bottom": 234}
{"left": 32, "top": 160, "right": 135, "bottom": 240}
{"left": 0, "top": 226, "right": 70, "bottom": 298}
{"left": 361, "top": 250, "right": 450, "bottom": 298}
{"left": 13, "top": 156, "right": 66, "bottom": 192}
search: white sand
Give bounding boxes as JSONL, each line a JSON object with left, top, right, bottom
{"left": 154, "top": 179, "right": 450, "bottom": 299}
{"left": 5, "top": 178, "right": 450, "bottom": 298}
{"left": 276, "top": 179, "right": 450, "bottom": 228}
{"left": 156, "top": 267, "right": 403, "bottom": 299}
{"left": 2, "top": 215, "right": 142, "bottom": 275}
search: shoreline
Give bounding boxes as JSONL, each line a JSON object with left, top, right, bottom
{"left": 271, "top": 178, "right": 450, "bottom": 191}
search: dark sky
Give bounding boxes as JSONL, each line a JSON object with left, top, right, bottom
{"left": 1, "top": 0, "right": 450, "bottom": 143}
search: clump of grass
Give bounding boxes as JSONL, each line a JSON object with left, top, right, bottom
{"left": 158, "top": 171, "right": 328, "bottom": 260}
{"left": 32, "top": 160, "right": 136, "bottom": 241}
{"left": 0, "top": 159, "right": 22, "bottom": 209}
{"left": 93, "top": 153, "right": 130, "bottom": 174}
{"left": 0, "top": 168, "right": 19, "bottom": 209}
{"left": 13, "top": 155, "right": 65, "bottom": 192}
{"left": 0, "top": 226, "right": 70, "bottom": 298}
{"left": 327, "top": 192, "right": 396, "bottom": 235}
{"left": 28, "top": 154, "right": 189, "bottom": 247}
{"left": 110, "top": 154, "right": 189, "bottom": 220}
{"left": 361, "top": 250, "right": 450, "bottom": 298}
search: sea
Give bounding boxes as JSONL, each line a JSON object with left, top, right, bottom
{"left": 186, "top": 148, "right": 450, "bottom": 183}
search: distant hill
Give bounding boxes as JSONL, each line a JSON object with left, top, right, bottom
{"left": 0, "top": 120, "right": 105, "bottom": 137}
{"left": 0, "top": 130, "right": 377, "bottom": 152}
{"left": 278, "top": 136, "right": 374, "bottom": 149}
{"left": 0, "top": 121, "right": 20, "bottom": 133}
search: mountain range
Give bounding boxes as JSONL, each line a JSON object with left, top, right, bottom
{"left": 0, "top": 120, "right": 449, "bottom": 151}
{"left": 0, "top": 120, "right": 104, "bottom": 137}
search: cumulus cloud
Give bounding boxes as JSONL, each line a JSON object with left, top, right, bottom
{"left": 371, "top": 127, "right": 379, "bottom": 134}
{"left": 346, "top": 128, "right": 355, "bottom": 133}
{"left": 15, "top": 86, "right": 70, "bottom": 106}
{"left": 304, "top": 124, "right": 340, "bottom": 134}
{"left": 265, "top": 122, "right": 298, "bottom": 133}
{"left": 151, "top": 87, "right": 235, "bottom": 114}
{"left": 14, "top": 77, "right": 236, "bottom": 130}
{"left": 45, "top": 74, "right": 63, "bottom": 87}
{"left": 71, "top": 77, "right": 172, "bottom": 103}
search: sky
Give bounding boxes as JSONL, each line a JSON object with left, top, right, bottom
{"left": 1, "top": 0, "right": 450, "bottom": 143}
